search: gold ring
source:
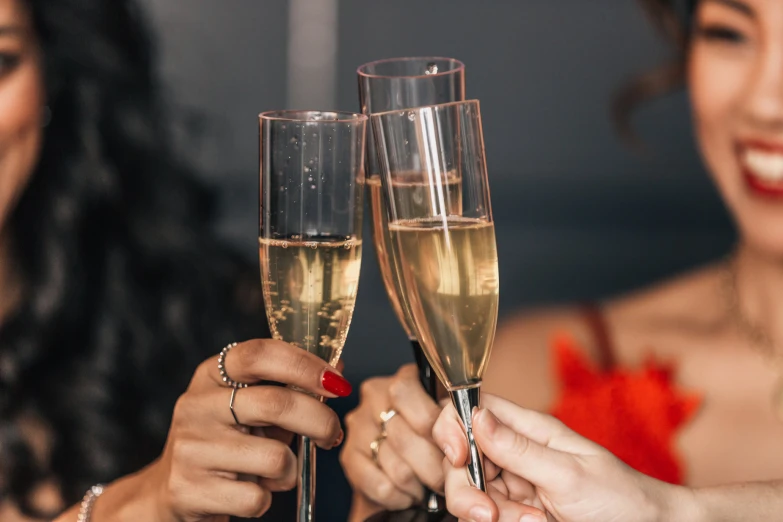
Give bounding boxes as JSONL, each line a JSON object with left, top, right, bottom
{"left": 379, "top": 409, "right": 397, "bottom": 437}
{"left": 370, "top": 434, "right": 386, "bottom": 465}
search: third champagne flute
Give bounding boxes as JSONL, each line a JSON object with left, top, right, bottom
{"left": 373, "top": 100, "right": 498, "bottom": 492}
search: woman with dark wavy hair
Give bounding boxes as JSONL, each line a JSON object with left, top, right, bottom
{"left": 343, "top": 0, "right": 783, "bottom": 519}
{"left": 0, "top": 0, "right": 352, "bottom": 520}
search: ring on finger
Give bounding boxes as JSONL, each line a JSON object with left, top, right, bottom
{"left": 229, "top": 386, "right": 243, "bottom": 426}
{"left": 370, "top": 434, "right": 386, "bottom": 466}
{"left": 218, "top": 342, "right": 251, "bottom": 388}
{"left": 379, "top": 409, "right": 397, "bottom": 437}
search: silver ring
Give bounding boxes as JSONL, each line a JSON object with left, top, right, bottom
{"left": 370, "top": 434, "right": 386, "bottom": 466}
{"left": 380, "top": 409, "right": 397, "bottom": 437}
{"left": 217, "top": 342, "right": 250, "bottom": 388}
{"left": 229, "top": 386, "right": 242, "bottom": 426}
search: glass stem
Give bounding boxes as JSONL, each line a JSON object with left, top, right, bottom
{"left": 450, "top": 387, "right": 486, "bottom": 492}
{"left": 410, "top": 339, "right": 445, "bottom": 512}
{"left": 297, "top": 435, "right": 316, "bottom": 521}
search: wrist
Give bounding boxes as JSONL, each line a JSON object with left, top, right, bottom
{"left": 654, "top": 484, "right": 704, "bottom": 522}
{"left": 90, "top": 461, "right": 175, "bottom": 522}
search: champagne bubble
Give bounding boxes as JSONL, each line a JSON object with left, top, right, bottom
{"left": 425, "top": 62, "right": 438, "bottom": 75}
{"left": 408, "top": 112, "right": 416, "bottom": 121}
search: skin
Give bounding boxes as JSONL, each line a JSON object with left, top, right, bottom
{"left": 51, "top": 339, "right": 346, "bottom": 522}
{"left": 343, "top": 0, "right": 783, "bottom": 518}
{"left": 434, "top": 394, "right": 783, "bottom": 522}
{"left": 0, "top": 0, "right": 43, "bottom": 325}
{"left": 0, "top": 1, "right": 348, "bottom": 520}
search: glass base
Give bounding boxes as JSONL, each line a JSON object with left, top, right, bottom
{"left": 365, "top": 509, "right": 456, "bottom": 522}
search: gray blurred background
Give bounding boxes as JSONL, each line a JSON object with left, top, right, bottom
{"left": 141, "top": 1, "right": 735, "bottom": 518}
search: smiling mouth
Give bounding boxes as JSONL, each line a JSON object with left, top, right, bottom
{"left": 741, "top": 144, "right": 783, "bottom": 197}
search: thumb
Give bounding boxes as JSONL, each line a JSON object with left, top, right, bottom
{"left": 473, "top": 408, "right": 578, "bottom": 490}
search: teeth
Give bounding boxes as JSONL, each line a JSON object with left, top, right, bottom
{"left": 744, "top": 149, "right": 783, "bottom": 182}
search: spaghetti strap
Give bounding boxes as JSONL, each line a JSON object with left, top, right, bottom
{"left": 580, "top": 303, "right": 616, "bottom": 370}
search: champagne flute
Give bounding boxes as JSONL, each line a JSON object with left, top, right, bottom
{"left": 259, "top": 110, "right": 367, "bottom": 522}
{"left": 358, "top": 59, "right": 465, "bottom": 511}
{"left": 373, "top": 100, "right": 498, "bottom": 493}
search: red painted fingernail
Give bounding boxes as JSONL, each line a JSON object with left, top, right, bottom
{"left": 322, "top": 370, "right": 352, "bottom": 397}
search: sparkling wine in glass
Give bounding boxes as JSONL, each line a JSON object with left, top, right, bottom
{"left": 358, "top": 59, "right": 465, "bottom": 511}
{"left": 259, "top": 110, "right": 367, "bottom": 521}
{"left": 373, "top": 100, "right": 498, "bottom": 492}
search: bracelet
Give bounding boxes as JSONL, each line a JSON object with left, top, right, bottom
{"left": 77, "top": 484, "right": 105, "bottom": 522}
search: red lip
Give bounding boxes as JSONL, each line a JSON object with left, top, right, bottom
{"left": 741, "top": 139, "right": 783, "bottom": 153}
{"left": 739, "top": 140, "right": 783, "bottom": 199}
{"left": 743, "top": 169, "right": 783, "bottom": 197}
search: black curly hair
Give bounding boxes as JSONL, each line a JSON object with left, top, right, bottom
{"left": 0, "top": 0, "right": 267, "bottom": 515}
{"left": 614, "top": 0, "right": 697, "bottom": 140}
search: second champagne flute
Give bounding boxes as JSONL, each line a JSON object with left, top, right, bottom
{"left": 373, "top": 100, "right": 499, "bottom": 492}
{"left": 358, "top": 60, "right": 465, "bottom": 512}
{"left": 259, "top": 110, "right": 367, "bottom": 521}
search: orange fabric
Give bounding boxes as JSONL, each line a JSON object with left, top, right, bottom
{"left": 549, "top": 333, "right": 702, "bottom": 485}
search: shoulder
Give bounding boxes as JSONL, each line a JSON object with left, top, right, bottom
{"left": 483, "top": 304, "right": 600, "bottom": 411}
{"left": 484, "top": 262, "right": 726, "bottom": 409}
{"left": 604, "top": 262, "right": 727, "bottom": 365}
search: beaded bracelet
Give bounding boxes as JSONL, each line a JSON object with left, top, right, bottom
{"left": 76, "top": 484, "right": 105, "bottom": 522}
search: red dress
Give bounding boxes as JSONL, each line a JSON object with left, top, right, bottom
{"left": 549, "top": 308, "right": 702, "bottom": 485}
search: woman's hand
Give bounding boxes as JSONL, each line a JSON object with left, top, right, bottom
{"left": 340, "top": 364, "right": 445, "bottom": 519}
{"left": 433, "top": 394, "right": 691, "bottom": 522}
{"left": 57, "top": 339, "right": 351, "bottom": 522}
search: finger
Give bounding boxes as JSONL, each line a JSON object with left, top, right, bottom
{"left": 478, "top": 394, "right": 595, "bottom": 454}
{"left": 340, "top": 447, "right": 415, "bottom": 510}
{"left": 189, "top": 385, "right": 343, "bottom": 449}
{"left": 377, "top": 439, "right": 425, "bottom": 501}
{"left": 473, "top": 408, "right": 576, "bottom": 489}
{"left": 493, "top": 495, "right": 547, "bottom": 522}
{"left": 443, "top": 456, "right": 498, "bottom": 522}
{"left": 178, "top": 435, "right": 297, "bottom": 492}
{"left": 485, "top": 483, "right": 547, "bottom": 522}
{"left": 388, "top": 364, "right": 442, "bottom": 438}
{"left": 192, "top": 339, "right": 352, "bottom": 399}
{"left": 178, "top": 477, "right": 273, "bottom": 519}
{"left": 257, "top": 425, "right": 295, "bottom": 447}
{"left": 385, "top": 411, "right": 445, "bottom": 492}
{"left": 500, "top": 470, "right": 541, "bottom": 508}
{"left": 357, "top": 376, "right": 394, "bottom": 418}
{"left": 432, "top": 404, "right": 470, "bottom": 467}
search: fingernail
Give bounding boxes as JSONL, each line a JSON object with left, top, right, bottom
{"left": 442, "top": 443, "right": 456, "bottom": 464}
{"left": 468, "top": 506, "right": 492, "bottom": 522}
{"left": 333, "top": 429, "right": 345, "bottom": 448}
{"left": 475, "top": 408, "right": 499, "bottom": 435}
{"left": 322, "top": 370, "right": 352, "bottom": 397}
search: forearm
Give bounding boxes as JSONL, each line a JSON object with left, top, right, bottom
{"left": 684, "top": 481, "right": 783, "bottom": 522}
{"left": 53, "top": 464, "right": 172, "bottom": 522}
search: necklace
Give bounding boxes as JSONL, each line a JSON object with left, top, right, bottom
{"left": 723, "top": 253, "right": 783, "bottom": 421}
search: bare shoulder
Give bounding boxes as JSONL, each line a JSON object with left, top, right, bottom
{"left": 483, "top": 262, "right": 726, "bottom": 410}
{"left": 604, "top": 262, "right": 727, "bottom": 364}
{"left": 483, "top": 304, "right": 601, "bottom": 411}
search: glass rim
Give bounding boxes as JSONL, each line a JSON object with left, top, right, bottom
{"left": 369, "top": 99, "right": 480, "bottom": 120}
{"left": 259, "top": 110, "right": 367, "bottom": 123}
{"left": 356, "top": 56, "right": 465, "bottom": 79}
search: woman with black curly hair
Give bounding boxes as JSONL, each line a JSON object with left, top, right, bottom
{"left": 0, "top": 0, "right": 351, "bottom": 520}
{"left": 343, "top": 0, "right": 783, "bottom": 519}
